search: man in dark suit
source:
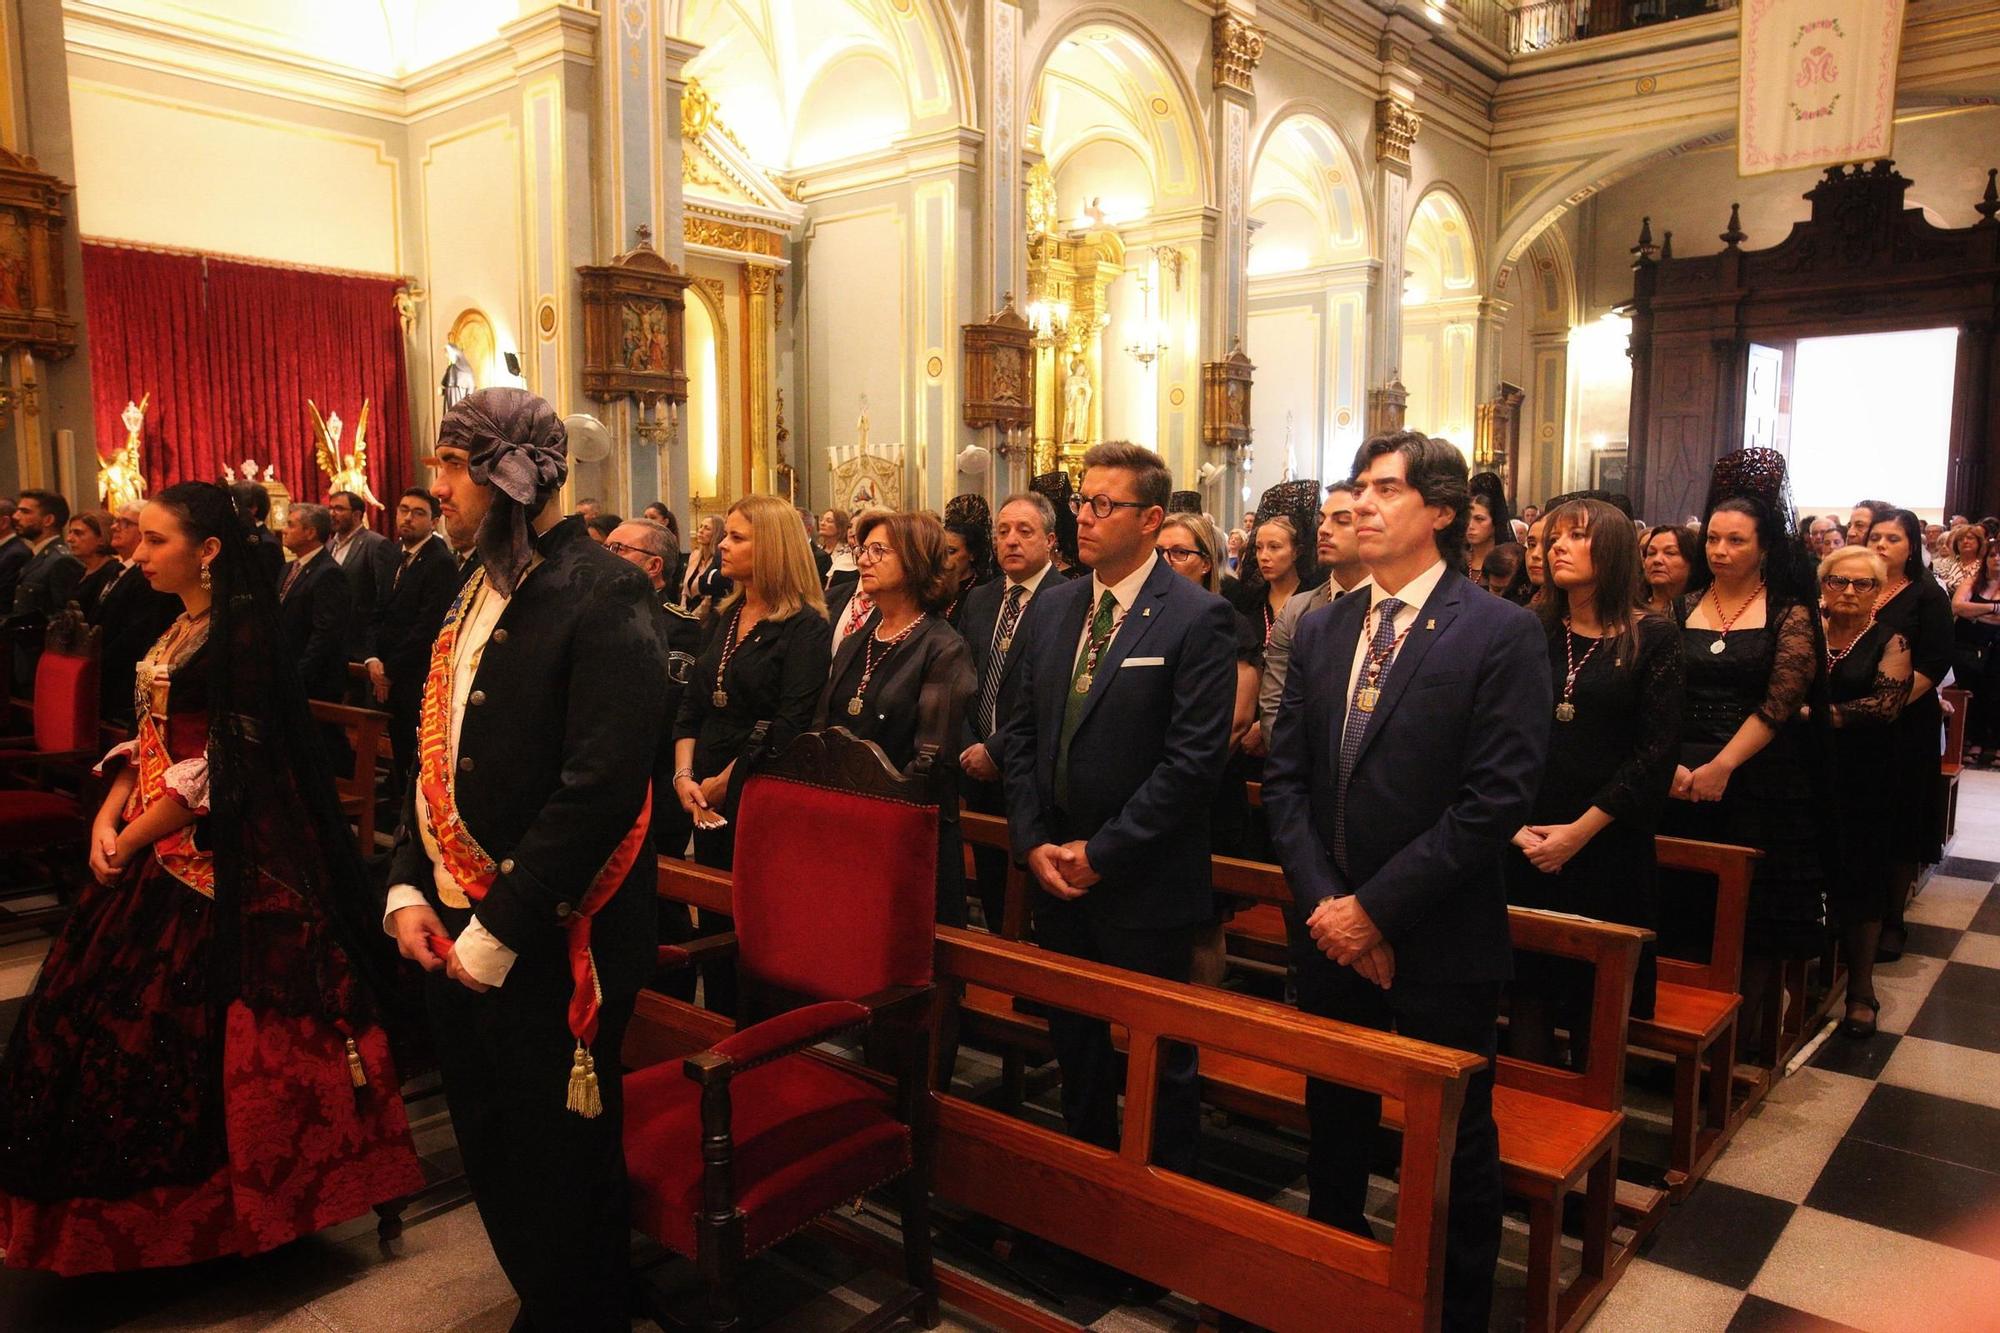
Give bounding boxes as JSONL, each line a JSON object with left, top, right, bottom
{"left": 363, "top": 488, "right": 460, "bottom": 784}
{"left": 383, "top": 389, "right": 663, "bottom": 1332}
{"left": 1262, "top": 430, "right": 1551, "bottom": 1332}
{"left": 959, "top": 491, "right": 1059, "bottom": 930}
{"left": 605, "top": 514, "right": 701, "bottom": 863}
{"left": 327, "top": 488, "right": 394, "bottom": 664}
{"left": 277, "top": 502, "right": 354, "bottom": 703}
{"left": 0, "top": 498, "right": 27, "bottom": 614}
{"left": 6, "top": 489, "right": 84, "bottom": 692}
{"left": 998, "top": 441, "right": 1236, "bottom": 1178}
{"left": 91, "top": 503, "right": 181, "bottom": 725}
{"left": 230, "top": 481, "right": 286, "bottom": 592}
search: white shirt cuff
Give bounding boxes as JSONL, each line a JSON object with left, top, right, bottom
{"left": 454, "top": 918, "right": 517, "bottom": 987}
{"left": 383, "top": 885, "right": 427, "bottom": 933}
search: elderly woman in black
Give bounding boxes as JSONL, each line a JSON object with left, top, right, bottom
{"left": 1817, "top": 544, "right": 1912, "bottom": 1037}
{"left": 815, "top": 509, "right": 976, "bottom": 924}
{"left": 1865, "top": 508, "right": 1956, "bottom": 961}
{"left": 1507, "top": 499, "right": 1682, "bottom": 1063}
{"left": 673, "top": 493, "right": 831, "bottom": 1011}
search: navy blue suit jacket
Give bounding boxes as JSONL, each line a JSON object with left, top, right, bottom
{"left": 997, "top": 557, "right": 1236, "bottom": 930}
{"left": 1262, "top": 566, "right": 1551, "bottom": 984}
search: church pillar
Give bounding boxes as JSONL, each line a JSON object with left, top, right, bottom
{"left": 745, "top": 262, "right": 777, "bottom": 494}
{"left": 1205, "top": 10, "right": 1261, "bottom": 521}
{"left": 1475, "top": 296, "right": 1512, "bottom": 407}
{"left": 657, "top": 36, "right": 701, "bottom": 522}
{"left": 504, "top": 6, "right": 602, "bottom": 498}
{"left": 979, "top": 0, "right": 1026, "bottom": 499}
{"left": 1528, "top": 330, "right": 1569, "bottom": 506}
{"left": 1368, "top": 22, "right": 1423, "bottom": 434}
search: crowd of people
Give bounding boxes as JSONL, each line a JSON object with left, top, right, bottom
{"left": 0, "top": 392, "right": 1983, "bottom": 1332}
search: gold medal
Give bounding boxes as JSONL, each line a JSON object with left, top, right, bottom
{"left": 998, "top": 635, "right": 1012, "bottom": 653}
{"left": 1355, "top": 685, "right": 1379, "bottom": 712}
{"left": 712, "top": 688, "right": 729, "bottom": 707}
{"left": 1075, "top": 672, "right": 1093, "bottom": 695}
{"left": 1555, "top": 702, "right": 1576, "bottom": 723}
{"left": 846, "top": 696, "right": 865, "bottom": 716}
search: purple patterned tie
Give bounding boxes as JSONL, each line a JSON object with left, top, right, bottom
{"left": 1333, "top": 596, "right": 1403, "bottom": 874}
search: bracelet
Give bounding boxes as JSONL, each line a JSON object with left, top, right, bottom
{"left": 673, "top": 768, "right": 696, "bottom": 783}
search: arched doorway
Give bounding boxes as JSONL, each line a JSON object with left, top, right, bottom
{"left": 1402, "top": 189, "right": 1481, "bottom": 446}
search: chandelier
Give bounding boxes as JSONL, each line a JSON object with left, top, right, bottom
{"left": 1123, "top": 272, "right": 1169, "bottom": 367}
{"left": 1026, "top": 296, "right": 1072, "bottom": 349}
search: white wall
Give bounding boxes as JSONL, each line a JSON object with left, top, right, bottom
{"left": 802, "top": 204, "right": 907, "bottom": 497}
{"left": 68, "top": 77, "right": 403, "bottom": 273}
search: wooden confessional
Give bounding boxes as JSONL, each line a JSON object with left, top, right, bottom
{"left": 1626, "top": 160, "right": 2000, "bottom": 521}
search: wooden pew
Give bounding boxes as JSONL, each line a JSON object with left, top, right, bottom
{"left": 308, "top": 699, "right": 390, "bottom": 851}
{"left": 959, "top": 812, "right": 1645, "bottom": 1333}
{"left": 640, "top": 856, "right": 1484, "bottom": 1333}
{"left": 1637, "top": 837, "right": 1757, "bottom": 1195}
{"left": 1941, "top": 685, "right": 1970, "bottom": 847}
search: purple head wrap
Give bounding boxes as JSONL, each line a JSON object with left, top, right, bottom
{"left": 437, "top": 388, "right": 567, "bottom": 595}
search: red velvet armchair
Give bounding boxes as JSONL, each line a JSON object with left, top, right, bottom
{"left": 0, "top": 612, "right": 102, "bottom": 918}
{"left": 624, "top": 724, "right": 944, "bottom": 1332}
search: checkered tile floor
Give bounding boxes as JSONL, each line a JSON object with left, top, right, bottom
{"left": 1584, "top": 781, "right": 2000, "bottom": 1333}
{"left": 4, "top": 780, "right": 1998, "bottom": 1331}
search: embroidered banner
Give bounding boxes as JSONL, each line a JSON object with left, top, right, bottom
{"left": 1739, "top": 0, "right": 1906, "bottom": 177}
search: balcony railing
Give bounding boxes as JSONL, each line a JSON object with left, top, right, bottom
{"left": 1494, "top": 0, "right": 1739, "bottom": 55}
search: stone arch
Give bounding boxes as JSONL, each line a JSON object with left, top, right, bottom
{"left": 1247, "top": 106, "right": 1372, "bottom": 274}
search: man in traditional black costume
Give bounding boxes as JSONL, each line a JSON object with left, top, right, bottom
{"left": 381, "top": 388, "right": 666, "bottom": 1332}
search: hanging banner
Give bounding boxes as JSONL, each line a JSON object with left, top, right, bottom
{"left": 1739, "top": 0, "right": 1906, "bottom": 177}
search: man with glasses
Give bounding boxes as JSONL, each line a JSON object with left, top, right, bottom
{"left": 959, "top": 492, "right": 1060, "bottom": 930}
{"left": 362, "top": 488, "right": 459, "bottom": 784}
{"left": 998, "top": 442, "right": 1236, "bottom": 1239}
{"left": 607, "top": 515, "right": 704, "bottom": 991}
{"left": 90, "top": 501, "right": 179, "bottom": 725}
{"left": 327, "top": 488, "right": 393, "bottom": 662}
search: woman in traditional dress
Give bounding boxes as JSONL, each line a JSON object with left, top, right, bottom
{"left": 0, "top": 482, "right": 423, "bottom": 1276}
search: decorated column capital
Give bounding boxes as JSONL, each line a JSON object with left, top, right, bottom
{"left": 1374, "top": 95, "right": 1422, "bottom": 169}
{"left": 1211, "top": 13, "right": 1264, "bottom": 93}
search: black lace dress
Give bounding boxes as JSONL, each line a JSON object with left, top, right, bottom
{"left": 1824, "top": 623, "right": 1910, "bottom": 926}
{"left": 1661, "top": 602, "right": 1826, "bottom": 960}
{"left": 1506, "top": 615, "right": 1684, "bottom": 1017}
{"left": 1873, "top": 579, "right": 1953, "bottom": 864}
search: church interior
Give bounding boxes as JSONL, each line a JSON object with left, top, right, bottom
{"left": 3, "top": 1, "right": 2000, "bottom": 1331}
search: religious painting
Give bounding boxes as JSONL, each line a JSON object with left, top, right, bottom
{"left": 0, "top": 147, "right": 77, "bottom": 361}
{"left": 620, "top": 298, "right": 673, "bottom": 375}
{"left": 578, "top": 227, "right": 691, "bottom": 406}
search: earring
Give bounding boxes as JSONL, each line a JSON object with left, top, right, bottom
{"left": 200, "top": 563, "right": 212, "bottom": 590}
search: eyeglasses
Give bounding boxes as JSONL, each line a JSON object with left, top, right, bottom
{"left": 1158, "top": 545, "right": 1207, "bottom": 566}
{"left": 1070, "top": 493, "right": 1148, "bottom": 519}
{"left": 855, "top": 542, "right": 895, "bottom": 564}
{"left": 1821, "top": 574, "right": 1880, "bottom": 592}
{"left": 603, "top": 540, "right": 653, "bottom": 560}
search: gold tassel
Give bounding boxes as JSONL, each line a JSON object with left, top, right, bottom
{"left": 565, "top": 1042, "right": 602, "bottom": 1119}
{"left": 345, "top": 1037, "right": 368, "bottom": 1089}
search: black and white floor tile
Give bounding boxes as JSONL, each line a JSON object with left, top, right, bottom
{"left": 1585, "top": 775, "right": 2000, "bottom": 1333}
{"left": 4, "top": 778, "right": 1998, "bottom": 1331}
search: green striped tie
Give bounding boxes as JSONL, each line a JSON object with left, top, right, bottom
{"left": 1055, "top": 590, "right": 1117, "bottom": 807}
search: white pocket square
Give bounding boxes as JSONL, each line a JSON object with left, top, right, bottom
{"left": 1123, "top": 657, "right": 1166, "bottom": 667}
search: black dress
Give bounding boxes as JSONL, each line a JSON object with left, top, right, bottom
{"left": 1825, "top": 623, "right": 1909, "bottom": 926}
{"left": 1661, "top": 602, "right": 1826, "bottom": 960}
{"left": 1956, "top": 582, "right": 2000, "bottom": 750}
{"left": 1506, "top": 615, "right": 1683, "bottom": 1017}
{"left": 1874, "top": 578, "right": 1953, "bottom": 864}
{"left": 816, "top": 612, "right": 976, "bottom": 924}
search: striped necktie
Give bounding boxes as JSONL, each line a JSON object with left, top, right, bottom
{"left": 977, "top": 583, "right": 1027, "bottom": 736}
{"left": 1333, "top": 596, "right": 1403, "bottom": 874}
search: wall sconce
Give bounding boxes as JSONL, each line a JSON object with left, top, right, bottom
{"left": 1123, "top": 273, "right": 1169, "bottom": 367}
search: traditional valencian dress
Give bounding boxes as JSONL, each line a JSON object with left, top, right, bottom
{"left": 0, "top": 613, "right": 423, "bottom": 1275}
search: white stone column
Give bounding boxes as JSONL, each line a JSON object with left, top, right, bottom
{"left": 1206, "top": 11, "right": 1262, "bottom": 523}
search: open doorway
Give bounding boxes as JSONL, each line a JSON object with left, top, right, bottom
{"left": 1781, "top": 327, "right": 1959, "bottom": 523}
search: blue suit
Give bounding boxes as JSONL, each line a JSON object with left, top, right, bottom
{"left": 997, "top": 555, "right": 1235, "bottom": 1169}
{"left": 1263, "top": 564, "right": 1550, "bottom": 1331}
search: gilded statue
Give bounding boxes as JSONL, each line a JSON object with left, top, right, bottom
{"left": 309, "top": 398, "right": 384, "bottom": 511}
{"left": 100, "top": 393, "right": 150, "bottom": 512}
{"left": 1062, "top": 355, "right": 1093, "bottom": 445}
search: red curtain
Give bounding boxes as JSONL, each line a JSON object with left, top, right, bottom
{"left": 82, "top": 242, "right": 412, "bottom": 530}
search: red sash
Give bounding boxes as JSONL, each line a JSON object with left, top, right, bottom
{"left": 417, "top": 568, "right": 652, "bottom": 1116}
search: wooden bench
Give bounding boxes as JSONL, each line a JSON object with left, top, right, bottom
{"left": 1638, "top": 837, "right": 1758, "bottom": 1195}
{"left": 640, "top": 855, "right": 1484, "bottom": 1333}
{"left": 308, "top": 699, "right": 390, "bottom": 851}
{"left": 1941, "top": 685, "right": 1970, "bottom": 847}
{"left": 958, "top": 812, "right": 1645, "bottom": 1333}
